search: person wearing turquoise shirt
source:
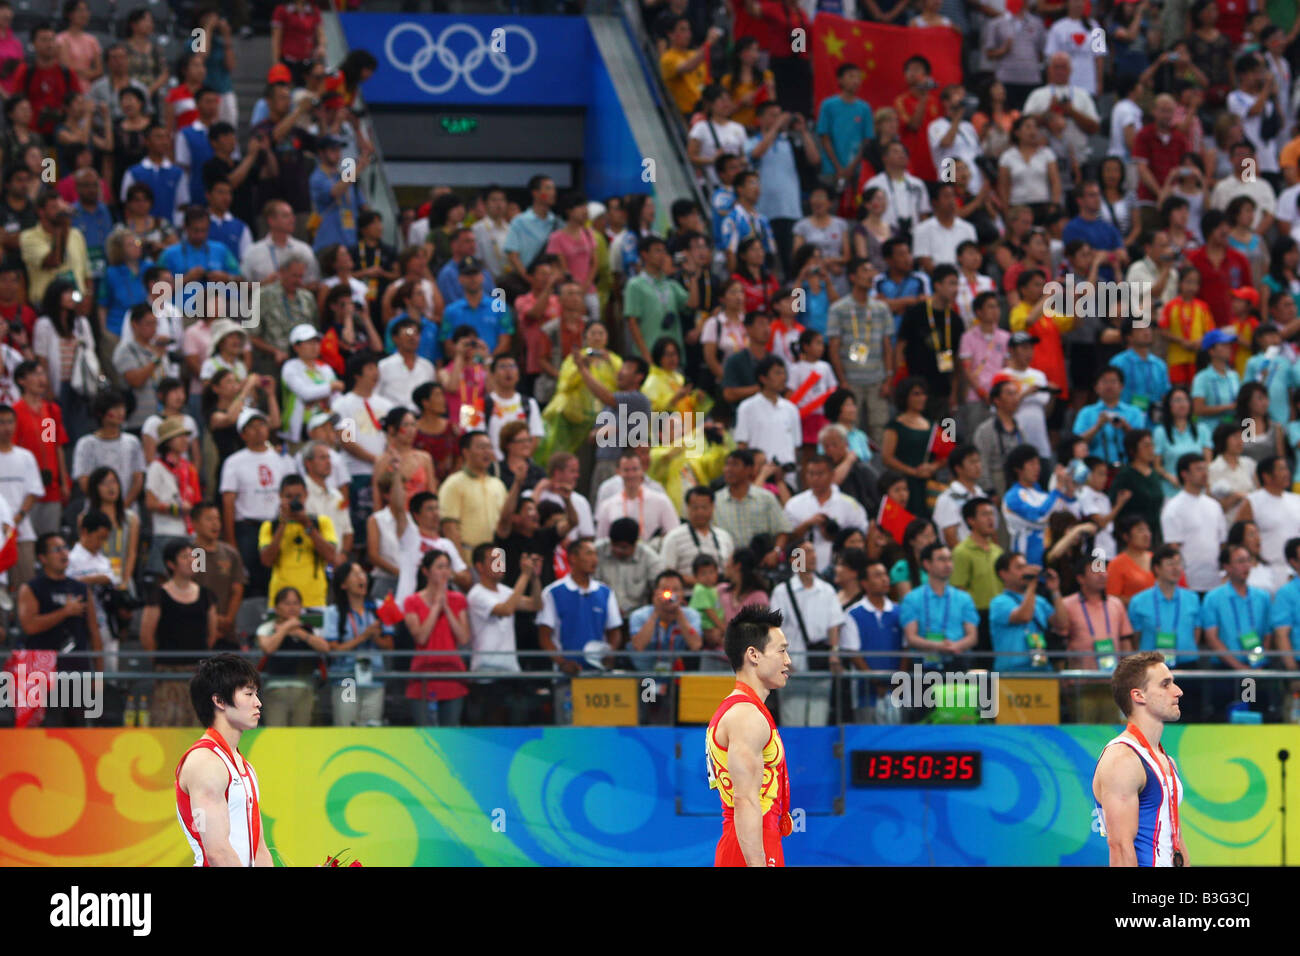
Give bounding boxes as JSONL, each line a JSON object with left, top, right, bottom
{"left": 1268, "top": 536, "right": 1300, "bottom": 672}
{"left": 989, "top": 551, "right": 1067, "bottom": 671}
{"left": 1244, "top": 321, "right": 1300, "bottom": 427}
{"left": 1151, "top": 386, "right": 1212, "bottom": 498}
{"left": 1128, "top": 545, "right": 1201, "bottom": 668}
{"left": 814, "top": 63, "right": 873, "bottom": 182}
{"left": 1109, "top": 322, "right": 1169, "bottom": 427}
{"left": 898, "top": 542, "right": 978, "bottom": 670}
{"left": 1201, "top": 542, "right": 1275, "bottom": 719}
{"left": 1190, "top": 328, "right": 1241, "bottom": 426}
{"left": 1073, "top": 366, "right": 1147, "bottom": 466}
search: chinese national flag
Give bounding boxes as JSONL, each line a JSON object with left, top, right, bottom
{"left": 376, "top": 593, "right": 404, "bottom": 627}
{"left": 811, "top": 16, "right": 963, "bottom": 125}
{"left": 878, "top": 496, "right": 916, "bottom": 545}
{"left": 0, "top": 527, "right": 16, "bottom": 573}
{"left": 928, "top": 423, "right": 957, "bottom": 462}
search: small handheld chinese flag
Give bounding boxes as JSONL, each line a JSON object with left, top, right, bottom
{"left": 928, "top": 423, "right": 957, "bottom": 462}
{"left": 376, "top": 593, "right": 404, "bottom": 626}
{"left": 0, "top": 527, "right": 17, "bottom": 573}
{"left": 878, "top": 497, "right": 916, "bottom": 545}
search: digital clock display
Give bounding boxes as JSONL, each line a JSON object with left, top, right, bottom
{"left": 438, "top": 115, "right": 480, "bottom": 135}
{"left": 851, "top": 750, "right": 981, "bottom": 788}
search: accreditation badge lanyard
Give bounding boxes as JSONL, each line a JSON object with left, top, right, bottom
{"left": 361, "top": 399, "right": 380, "bottom": 433}
{"left": 1081, "top": 598, "right": 1110, "bottom": 641}
{"left": 1125, "top": 722, "right": 1184, "bottom": 866}
{"left": 1229, "top": 590, "right": 1257, "bottom": 649}
{"left": 1152, "top": 590, "right": 1179, "bottom": 652}
{"left": 926, "top": 299, "right": 954, "bottom": 373}
{"left": 731, "top": 680, "right": 792, "bottom": 837}
{"left": 849, "top": 299, "right": 875, "bottom": 364}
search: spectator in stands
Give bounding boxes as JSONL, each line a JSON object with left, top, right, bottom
{"left": 467, "top": 544, "right": 541, "bottom": 723}
{"left": 252, "top": 253, "right": 316, "bottom": 376}
{"left": 504, "top": 174, "right": 559, "bottom": 276}
{"left": 720, "top": 169, "right": 777, "bottom": 274}
{"left": 784, "top": 454, "right": 868, "bottom": 572}
{"left": 17, "top": 531, "right": 100, "bottom": 725}
{"left": 281, "top": 324, "right": 342, "bottom": 446}
{"left": 12, "top": 362, "right": 68, "bottom": 535}
{"left": 72, "top": 389, "right": 145, "bottom": 513}
{"left": 22, "top": 190, "right": 91, "bottom": 306}
{"left": 1024, "top": 52, "right": 1101, "bottom": 172}
{"left": 259, "top": 472, "right": 337, "bottom": 613}
{"left": 1075, "top": 366, "right": 1148, "bottom": 466}
{"left": 190, "top": 500, "right": 246, "bottom": 649}
{"left": 734, "top": 353, "right": 800, "bottom": 472}
{"left": 310, "top": 135, "right": 368, "bottom": 253}
{"left": 442, "top": 257, "right": 509, "bottom": 357}
{"left": 989, "top": 551, "right": 1065, "bottom": 672}
{"left": 9, "top": 22, "right": 82, "bottom": 138}
{"left": 121, "top": 6, "right": 167, "bottom": 109}
{"left": 1210, "top": 141, "right": 1276, "bottom": 234}
{"left": 404, "top": 548, "right": 471, "bottom": 726}
{"left": 688, "top": 85, "right": 748, "bottom": 190}
{"left": 119, "top": 124, "right": 188, "bottom": 226}
{"left": 595, "top": 515, "right": 664, "bottom": 618}
{"left": 256, "top": 584, "right": 330, "bottom": 726}
{"left": 140, "top": 537, "right": 217, "bottom": 724}
{"left": 658, "top": 484, "right": 735, "bottom": 587}
{"left": 899, "top": 541, "right": 978, "bottom": 671}
{"left": 436, "top": 227, "right": 492, "bottom": 306}
{"left": 323, "top": 561, "right": 390, "bottom": 726}
{"left": 438, "top": 430, "right": 508, "bottom": 550}
{"left": 160, "top": 204, "right": 240, "bottom": 288}
{"left": 661, "top": 17, "right": 721, "bottom": 119}
{"left": 546, "top": 193, "right": 601, "bottom": 323}
{"left": 0, "top": 401, "right": 43, "bottom": 589}
{"left": 713, "top": 447, "right": 791, "bottom": 566}
{"left": 174, "top": 86, "right": 221, "bottom": 193}
{"left": 864, "top": 142, "right": 931, "bottom": 239}
{"left": 143, "top": 416, "right": 200, "bottom": 567}
{"left": 912, "top": 184, "right": 977, "bottom": 274}
{"left": 120, "top": 183, "right": 175, "bottom": 261}
{"left": 378, "top": 316, "right": 436, "bottom": 407}
{"left": 624, "top": 236, "right": 689, "bottom": 359}
{"left": 538, "top": 536, "right": 623, "bottom": 678}
{"left": 0, "top": 4, "right": 23, "bottom": 77}
{"left": 220, "top": 407, "right": 292, "bottom": 597}
{"left": 594, "top": 446, "right": 680, "bottom": 541}
{"left": 627, "top": 569, "right": 702, "bottom": 707}
{"left": 814, "top": 64, "right": 871, "bottom": 189}
{"left": 0, "top": 163, "right": 36, "bottom": 269}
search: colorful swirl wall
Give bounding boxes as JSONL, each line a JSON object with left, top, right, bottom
{"left": 1, "top": 725, "right": 1294, "bottom": 866}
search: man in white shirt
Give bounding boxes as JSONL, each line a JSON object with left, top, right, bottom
{"left": 927, "top": 85, "right": 984, "bottom": 194}
{"left": 784, "top": 454, "right": 867, "bottom": 571}
{"left": 863, "top": 141, "right": 931, "bottom": 233}
{"left": 66, "top": 509, "right": 116, "bottom": 670}
{"left": 331, "top": 353, "right": 393, "bottom": 553}
{"left": 1161, "top": 453, "right": 1228, "bottom": 595}
{"left": 734, "top": 355, "right": 802, "bottom": 475}
{"left": 377, "top": 318, "right": 436, "bottom": 407}
{"left": 485, "top": 356, "right": 543, "bottom": 461}
{"left": 595, "top": 444, "right": 671, "bottom": 506}
{"left": 999, "top": 334, "right": 1053, "bottom": 459}
{"left": 768, "top": 563, "right": 843, "bottom": 726}
{"left": 536, "top": 452, "right": 594, "bottom": 542}
{"left": 1023, "top": 53, "right": 1101, "bottom": 165}
{"left": 1228, "top": 54, "right": 1281, "bottom": 177}
{"left": 594, "top": 448, "right": 680, "bottom": 542}
{"left": 301, "top": 439, "right": 353, "bottom": 557}
{"left": 471, "top": 186, "right": 512, "bottom": 278}
{"left": 1044, "top": 5, "right": 1104, "bottom": 96}
{"left": 911, "top": 183, "right": 978, "bottom": 272}
{"left": 1108, "top": 75, "right": 1144, "bottom": 161}
{"left": 0, "top": 402, "right": 44, "bottom": 590}
{"left": 466, "top": 544, "right": 542, "bottom": 723}
{"left": 239, "top": 198, "right": 321, "bottom": 284}
{"left": 1210, "top": 141, "right": 1278, "bottom": 233}
{"left": 932, "top": 445, "right": 992, "bottom": 548}
{"left": 1243, "top": 455, "right": 1300, "bottom": 591}
{"left": 294, "top": 411, "right": 350, "bottom": 494}
{"left": 688, "top": 85, "right": 749, "bottom": 189}
{"left": 218, "top": 408, "right": 294, "bottom": 597}
{"left": 658, "top": 485, "right": 735, "bottom": 587}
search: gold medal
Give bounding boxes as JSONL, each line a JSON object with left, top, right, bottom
{"left": 459, "top": 403, "right": 478, "bottom": 430}
{"left": 849, "top": 342, "right": 870, "bottom": 364}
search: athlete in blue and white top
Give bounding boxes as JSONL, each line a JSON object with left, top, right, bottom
{"left": 1091, "top": 652, "right": 1187, "bottom": 867}
{"left": 1001, "top": 446, "right": 1066, "bottom": 566}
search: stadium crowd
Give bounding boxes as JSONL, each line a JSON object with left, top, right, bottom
{"left": 8, "top": 0, "right": 1300, "bottom": 728}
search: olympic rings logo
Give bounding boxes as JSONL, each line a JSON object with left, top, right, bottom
{"left": 384, "top": 23, "right": 538, "bottom": 96}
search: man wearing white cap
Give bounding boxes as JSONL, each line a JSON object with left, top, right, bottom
{"left": 219, "top": 407, "right": 293, "bottom": 597}
{"left": 301, "top": 438, "right": 353, "bottom": 559}
{"left": 281, "top": 323, "right": 342, "bottom": 447}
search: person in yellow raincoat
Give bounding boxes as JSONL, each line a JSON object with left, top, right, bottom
{"left": 534, "top": 321, "right": 621, "bottom": 469}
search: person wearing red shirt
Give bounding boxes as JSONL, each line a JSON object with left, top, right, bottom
{"left": 0, "top": 262, "right": 35, "bottom": 340}
{"left": 750, "top": 0, "right": 812, "bottom": 118}
{"left": 1132, "top": 95, "right": 1189, "bottom": 230}
{"left": 1185, "top": 209, "right": 1252, "bottom": 328}
{"left": 403, "top": 548, "right": 470, "bottom": 726}
{"left": 5, "top": 23, "right": 82, "bottom": 137}
{"left": 163, "top": 50, "right": 206, "bottom": 133}
{"left": 271, "top": 0, "right": 324, "bottom": 87}
{"left": 1214, "top": 0, "right": 1251, "bottom": 46}
{"left": 11, "top": 359, "right": 68, "bottom": 535}
{"left": 893, "top": 56, "right": 943, "bottom": 183}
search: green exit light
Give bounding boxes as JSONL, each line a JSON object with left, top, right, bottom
{"left": 439, "top": 116, "right": 479, "bottom": 135}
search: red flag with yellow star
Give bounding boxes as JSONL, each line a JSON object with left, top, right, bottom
{"left": 812, "top": 16, "right": 963, "bottom": 123}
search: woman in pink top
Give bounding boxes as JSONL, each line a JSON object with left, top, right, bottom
{"left": 546, "top": 192, "right": 600, "bottom": 323}
{"left": 404, "top": 549, "right": 470, "bottom": 726}
{"left": 0, "top": 3, "right": 23, "bottom": 73}
{"left": 718, "top": 548, "right": 771, "bottom": 624}
{"left": 56, "top": 0, "right": 103, "bottom": 83}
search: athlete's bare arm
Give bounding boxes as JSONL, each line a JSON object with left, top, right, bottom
{"left": 717, "top": 701, "right": 772, "bottom": 867}
{"left": 179, "top": 748, "right": 244, "bottom": 867}
{"left": 254, "top": 805, "right": 273, "bottom": 867}
{"left": 1092, "top": 745, "right": 1147, "bottom": 867}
